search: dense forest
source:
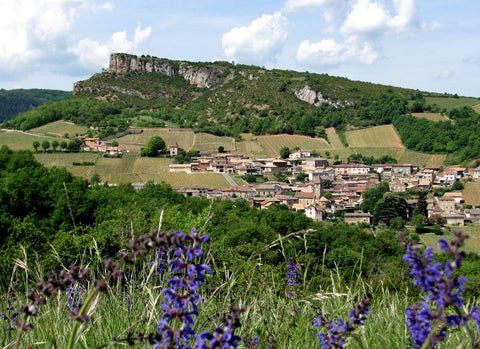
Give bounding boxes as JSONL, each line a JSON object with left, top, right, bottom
{"left": 0, "top": 88, "right": 71, "bottom": 123}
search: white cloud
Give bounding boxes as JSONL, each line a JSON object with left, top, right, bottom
{"left": 222, "top": 11, "right": 288, "bottom": 64}
{"left": 436, "top": 70, "right": 453, "bottom": 80}
{"left": 283, "top": 0, "right": 333, "bottom": 12}
{"left": 68, "top": 25, "right": 152, "bottom": 69}
{"left": 296, "top": 37, "right": 378, "bottom": 66}
{"left": 341, "top": 0, "right": 418, "bottom": 35}
{"left": 0, "top": 0, "right": 113, "bottom": 64}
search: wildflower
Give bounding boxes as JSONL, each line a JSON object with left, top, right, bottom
{"left": 195, "top": 307, "right": 245, "bottom": 349}
{"left": 313, "top": 299, "right": 370, "bottom": 349}
{"left": 155, "top": 228, "right": 211, "bottom": 348}
{"left": 399, "top": 231, "right": 474, "bottom": 348}
{"left": 286, "top": 258, "right": 301, "bottom": 298}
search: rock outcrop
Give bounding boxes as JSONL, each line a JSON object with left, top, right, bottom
{"left": 294, "top": 85, "right": 351, "bottom": 108}
{"left": 108, "top": 53, "right": 225, "bottom": 89}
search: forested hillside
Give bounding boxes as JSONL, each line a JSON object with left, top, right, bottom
{"left": 0, "top": 88, "right": 71, "bottom": 122}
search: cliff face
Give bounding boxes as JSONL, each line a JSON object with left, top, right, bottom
{"left": 108, "top": 53, "right": 225, "bottom": 89}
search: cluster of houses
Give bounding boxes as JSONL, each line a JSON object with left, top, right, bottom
{"left": 76, "top": 136, "right": 121, "bottom": 157}
{"left": 166, "top": 148, "right": 480, "bottom": 226}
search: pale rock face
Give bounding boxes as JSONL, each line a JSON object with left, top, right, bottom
{"left": 294, "top": 85, "right": 350, "bottom": 108}
{"left": 107, "top": 53, "right": 223, "bottom": 88}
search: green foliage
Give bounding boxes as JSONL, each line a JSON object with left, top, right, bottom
{"left": 141, "top": 136, "right": 166, "bottom": 157}
{"left": 280, "top": 146, "right": 290, "bottom": 159}
{"left": 452, "top": 181, "right": 464, "bottom": 190}
{"left": 0, "top": 88, "right": 70, "bottom": 123}
{"left": 173, "top": 149, "right": 199, "bottom": 164}
{"left": 360, "top": 182, "right": 390, "bottom": 213}
{"left": 373, "top": 192, "right": 408, "bottom": 226}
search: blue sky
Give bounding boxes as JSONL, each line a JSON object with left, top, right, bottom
{"left": 1, "top": 0, "right": 479, "bottom": 97}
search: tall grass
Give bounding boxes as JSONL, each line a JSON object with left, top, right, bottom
{"left": 1, "top": 230, "right": 479, "bottom": 348}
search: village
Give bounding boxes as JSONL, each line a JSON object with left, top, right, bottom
{"left": 74, "top": 136, "right": 480, "bottom": 226}
{"left": 166, "top": 143, "right": 480, "bottom": 226}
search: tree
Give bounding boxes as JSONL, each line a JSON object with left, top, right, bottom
{"left": 51, "top": 140, "right": 59, "bottom": 152}
{"left": 60, "top": 141, "right": 68, "bottom": 150}
{"left": 111, "top": 140, "right": 119, "bottom": 147}
{"left": 41, "top": 140, "right": 50, "bottom": 152}
{"left": 218, "top": 146, "right": 225, "bottom": 153}
{"left": 413, "top": 192, "right": 428, "bottom": 218}
{"left": 280, "top": 146, "right": 290, "bottom": 159}
{"left": 67, "top": 138, "right": 82, "bottom": 152}
{"left": 32, "top": 141, "right": 40, "bottom": 152}
{"left": 360, "top": 182, "right": 390, "bottom": 213}
{"left": 452, "top": 181, "right": 464, "bottom": 191}
{"left": 373, "top": 192, "right": 408, "bottom": 226}
{"left": 141, "top": 136, "right": 166, "bottom": 157}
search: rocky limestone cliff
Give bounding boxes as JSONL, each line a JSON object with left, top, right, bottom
{"left": 108, "top": 53, "right": 225, "bottom": 89}
{"left": 294, "top": 85, "right": 351, "bottom": 108}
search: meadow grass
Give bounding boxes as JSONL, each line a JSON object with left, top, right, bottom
{"left": 30, "top": 121, "right": 88, "bottom": 137}
{"left": 345, "top": 125, "right": 404, "bottom": 148}
{"left": 255, "top": 134, "right": 331, "bottom": 157}
{"left": 193, "top": 133, "right": 235, "bottom": 153}
{"left": 411, "top": 112, "right": 453, "bottom": 123}
{"left": 420, "top": 225, "right": 480, "bottom": 254}
{"left": 463, "top": 182, "right": 480, "bottom": 205}
{"left": 0, "top": 130, "right": 68, "bottom": 151}
{"left": 325, "top": 128, "right": 345, "bottom": 149}
{"left": 425, "top": 96, "right": 480, "bottom": 111}
{"left": 2, "top": 233, "right": 479, "bottom": 349}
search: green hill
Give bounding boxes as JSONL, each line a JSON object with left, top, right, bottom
{"left": 0, "top": 88, "right": 71, "bottom": 122}
{"left": 2, "top": 53, "right": 480, "bottom": 163}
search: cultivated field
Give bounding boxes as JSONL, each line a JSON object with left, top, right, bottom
{"left": 425, "top": 96, "right": 480, "bottom": 111}
{"left": 36, "top": 152, "right": 229, "bottom": 188}
{"left": 193, "top": 133, "right": 235, "bottom": 152}
{"left": 421, "top": 226, "right": 480, "bottom": 254}
{"left": 345, "top": 125, "right": 404, "bottom": 148}
{"left": 462, "top": 183, "right": 480, "bottom": 205}
{"left": 31, "top": 120, "right": 88, "bottom": 137}
{"left": 118, "top": 128, "right": 195, "bottom": 152}
{"left": 325, "top": 127, "right": 345, "bottom": 148}
{"left": 0, "top": 129, "right": 69, "bottom": 150}
{"left": 255, "top": 134, "right": 331, "bottom": 157}
{"left": 411, "top": 112, "right": 452, "bottom": 123}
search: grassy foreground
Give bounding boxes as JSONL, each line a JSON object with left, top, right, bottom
{"left": 1, "top": 228, "right": 479, "bottom": 349}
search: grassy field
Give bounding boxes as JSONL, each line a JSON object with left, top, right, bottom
{"left": 193, "top": 132, "right": 235, "bottom": 153}
{"left": 345, "top": 125, "right": 404, "bottom": 148}
{"left": 35, "top": 152, "right": 229, "bottom": 188}
{"left": 397, "top": 149, "right": 446, "bottom": 167}
{"left": 0, "top": 129, "right": 69, "bottom": 150}
{"left": 255, "top": 134, "right": 331, "bottom": 157}
{"left": 31, "top": 120, "right": 89, "bottom": 137}
{"left": 425, "top": 96, "right": 480, "bottom": 111}
{"left": 118, "top": 128, "right": 195, "bottom": 152}
{"left": 236, "top": 133, "right": 270, "bottom": 157}
{"left": 411, "top": 112, "right": 452, "bottom": 123}
{"left": 325, "top": 127, "right": 345, "bottom": 148}
{"left": 462, "top": 182, "right": 480, "bottom": 205}
{"left": 421, "top": 225, "right": 480, "bottom": 254}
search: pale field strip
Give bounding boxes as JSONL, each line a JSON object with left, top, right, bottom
{"left": 236, "top": 133, "right": 269, "bottom": 157}
{"left": 421, "top": 226, "right": 480, "bottom": 254}
{"left": 31, "top": 120, "right": 88, "bottom": 137}
{"left": 345, "top": 124, "right": 404, "bottom": 148}
{"left": 0, "top": 129, "right": 68, "bottom": 150}
{"left": 411, "top": 113, "right": 452, "bottom": 123}
{"left": 118, "top": 128, "right": 195, "bottom": 152}
{"left": 325, "top": 127, "right": 345, "bottom": 149}
{"left": 193, "top": 132, "right": 235, "bottom": 152}
{"left": 256, "top": 134, "right": 331, "bottom": 157}
{"left": 462, "top": 183, "right": 480, "bottom": 205}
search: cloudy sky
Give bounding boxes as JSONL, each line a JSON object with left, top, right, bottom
{"left": 1, "top": 0, "right": 479, "bottom": 97}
